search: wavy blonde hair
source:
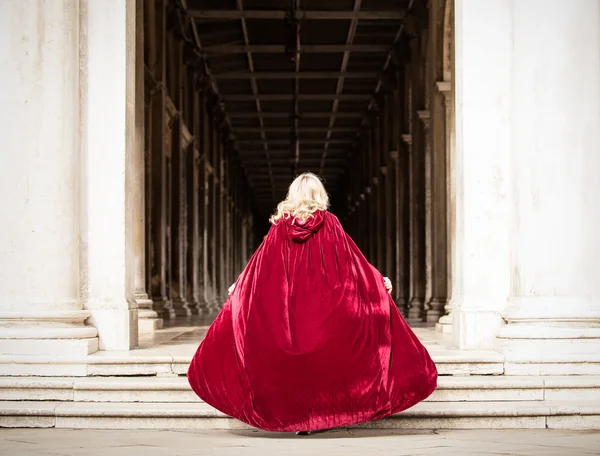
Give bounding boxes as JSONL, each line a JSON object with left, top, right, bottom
{"left": 269, "top": 172, "right": 330, "bottom": 224}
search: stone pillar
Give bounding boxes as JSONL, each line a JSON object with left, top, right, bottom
{"left": 210, "top": 116, "right": 221, "bottom": 310}
{"left": 450, "top": 0, "right": 515, "bottom": 349}
{"left": 404, "top": 133, "right": 425, "bottom": 321}
{"left": 374, "top": 118, "right": 385, "bottom": 273}
{"left": 391, "top": 67, "right": 410, "bottom": 313}
{"left": 168, "top": 39, "right": 189, "bottom": 317}
{"left": 148, "top": 0, "right": 173, "bottom": 319}
{"left": 219, "top": 154, "right": 228, "bottom": 303}
{"left": 187, "top": 85, "right": 206, "bottom": 313}
{"left": 419, "top": 109, "right": 442, "bottom": 323}
{"left": 0, "top": 0, "right": 98, "bottom": 358}
{"left": 134, "top": 0, "right": 162, "bottom": 333}
{"left": 186, "top": 144, "right": 201, "bottom": 314}
{"left": 436, "top": 80, "right": 454, "bottom": 333}
{"left": 496, "top": 1, "right": 600, "bottom": 373}
{"left": 381, "top": 95, "right": 395, "bottom": 286}
{"left": 199, "top": 94, "right": 213, "bottom": 312}
{"left": 80, "top": 0, "right": 139, "bottom": 349}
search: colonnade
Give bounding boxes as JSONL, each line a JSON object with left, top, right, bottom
{"left": 139, "top": 0, "right": 255, "bottom": 328}
{"left": 2, "top": 0, "right": 600, "bottom": 372}
{"left": 343, "top": 0, "right": 454, "bottom": 329}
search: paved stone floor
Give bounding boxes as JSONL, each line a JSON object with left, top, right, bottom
{"left": 0, "top": 429, "right": 599, "bottom": 456}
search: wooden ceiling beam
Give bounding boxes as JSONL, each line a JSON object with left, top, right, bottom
{"left": 223, "top": 93, "right": 371, "bottom": 102}
{"left": 228, "top": 112, "right": 362, "bottom": 119}
{"left": 190, "top": 10, "right": 405, "bottom": 20}
{"left": 236, "top": 126, "right": 357, "bottom": 133}
{"left": 214, "top": 71, "right": 378, "bottom": 80}
{"left": 238, "top": 148, "right": 348, "bottom": 154}
{"left": 238, "top": 139, "right": 355, "bottom": 146}
{"left": 201, "top": 44, "right": 390, "bottom": 54}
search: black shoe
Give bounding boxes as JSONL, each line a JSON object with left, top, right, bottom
{"left": 295, "top": 431, "right": 311, "bottom": 436}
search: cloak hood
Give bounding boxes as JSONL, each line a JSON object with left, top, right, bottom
{"left": 286, "top": 210, "right": 326, "bottom": 243}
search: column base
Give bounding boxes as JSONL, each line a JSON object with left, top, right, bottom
{"left": 425, "top": 298, "right": 447, "bottom": 322}
{"left": 453, "top": 308, "right": 504, "bottom": 350}
{"left": 0, "top": 311, "right": 98, "bottom": 356}
{"left": 209, "top": 293, "right": 222, "bottom": 312}
{"left": 436, "top": 312, "right": 454, "bottom": 333}
{"left": 87, "top": 309, "right": 138, "bottom": 351}
{"left": 407, "top": 297, "right": 425, "bottom": 321}
{"left": 498, "top": 299, "right": 600, "bottom": 375}
{"left": 153, "top": 297, "right": 175, "bottom": 320}
{"left": 194, "top": 295, "right": 211, "bottom": 314}
{"left": 187, "top": 299, "right": 202, "bottom": 315}
{"left": 172, "top": 298, "right": 192, "bottom": 318}
{"left": 136, "top": 294, "right": 163, "bottom": 333}
{"left": 138, "top": 309, "right": 163, "bottom": 333}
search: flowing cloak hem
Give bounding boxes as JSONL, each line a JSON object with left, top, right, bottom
{"left": 187, "top": 211, "right": 438, "bottom": 432}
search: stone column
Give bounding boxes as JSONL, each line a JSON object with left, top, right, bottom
{"left": 80, "top": 0, "right": 139, "bottom": 349}
{"left": 381, "top": 95, "right": 395, "bottom": 285}
{"left": 134, "top": 0, "right": 162, "bottom": 333}
{"left": 404, "top": 133, "right": 425, "bottom": 321}
{"left": 199, "top": 94, "right": 213, "bottom": 312}
{"left": 148, "top": 0, "right": 173, "bottom": 319}
{"left": 220, "top": 155, "right": 229, "bottom": 303}
{"left": 185, "top": 144, "right": 201, "bottom": 314}
{"left": 419, "top": 109, "right": 442, "bottom": 322}
{"left": 217, "top": 141, "right": 227, "bottom": 305}
{"left": 0, "top": 0, "right": 98, "bottom": 358}
{"left": 168, "top": 39, "right": 190, "bottom": 317}
{"left": 187, "top": 84, "right": 206, "bottom": 314}
{"left": 495, "top": 1, "right": 600, "bottom": 373}
{"left": 374, "top": 118, "right": 385, "bottom": 273}
{"left": 210, "top": 116, "right": 221, "bottom": 310}
{"left": 436, "top": 80, "right": 454, "bottom": 333}
{"left": 391, "top": 67, "right": 410, "bottom": 313}
{"left": 450, "top": 0, "right": 515, "bottom": 349}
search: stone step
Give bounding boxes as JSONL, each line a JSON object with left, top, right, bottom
{"left": 1, "top": 400, "right": 598, "bottom": 430}
{"left": 2, "top": 375, "right": 599, "bottom": 403}
{"left": 0, "top": 349, "right": 505, "bottom": 377}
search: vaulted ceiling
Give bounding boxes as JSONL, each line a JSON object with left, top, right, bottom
{"left": 187, "top": 0, "right": 415, "bottom": 214}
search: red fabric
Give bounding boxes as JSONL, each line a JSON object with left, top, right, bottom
{"left": 187, "top": 211, "right": 438, "bottom": 432}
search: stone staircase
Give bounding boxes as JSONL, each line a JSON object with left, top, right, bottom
{"left": 1, "top": 375, "right": 599, "bottom": 430}
{"left": 1, "top": 327, "right": 599, "bottom": 430}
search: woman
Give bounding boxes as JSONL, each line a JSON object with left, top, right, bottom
{"left": 188, "top": 173, "right": 437, "bottom": 433}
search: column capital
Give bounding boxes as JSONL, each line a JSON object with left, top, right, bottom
{"left": 380, "top": 166, "right": 388, "bottom": 176}
{"left": 181, "top": 123, "right": 194, "bottom": 149}
{"left": 390, "top": 150, "right": 399, "bottom": 161}
{"left": 166, "top": 96, "right": 180, "bottom": 128}
{"left": 417, "top": 110, "right": 431, "bottom": 130}
{"left": 436, "top": 80, "right": 453, "bottom": 104}
{"left": 372, "top": 177, "right": 379, "bottom": 186}
{"left": 402, "top": 133, "right": 413, "bottom": 146}
{"left": 436, "top": 80, "right": 452, "bottom": 94}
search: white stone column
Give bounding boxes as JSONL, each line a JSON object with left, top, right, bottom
{"left": 496, "top": 1, "right": 600, "bottom": 374}
{"left": 453, "top": 0, "right": 600, "bottom": 358}
{"left": 451, "top": 0, "right": 511, "bottom": 349}
{"left": 79, "top": 0, "right": 138, "bottom": 350}
{"left": 0, "top": 1, "right": 98, "bottom": 357}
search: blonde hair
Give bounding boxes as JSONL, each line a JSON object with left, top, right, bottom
{"left": 269, "top": 172, "right": 329, "bottom": 224}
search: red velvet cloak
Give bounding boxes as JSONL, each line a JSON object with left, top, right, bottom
{"left": 187, "top": 210, "right": 438, "bottom": 432}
